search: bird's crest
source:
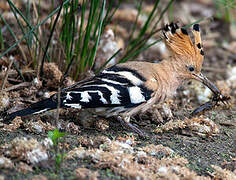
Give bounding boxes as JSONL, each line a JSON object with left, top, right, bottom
{"left": 163, "top": 22, "right": 204, "bottom": 69}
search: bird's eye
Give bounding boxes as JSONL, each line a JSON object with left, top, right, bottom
{"left": 188, "top": 66, "right": 195, "bottom": 72}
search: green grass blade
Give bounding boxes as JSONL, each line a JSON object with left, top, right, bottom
{"left": 121, "top": 38, "right": 162, "bottom": 63}
{"left": 101, "top": 0, "right": 120, "bottom": 34}
{"left": 0, "top": 14, "right": 25, "bottom": 80}
{"left": 101, "top": 0, "right": 114, "bottom": 33}
{"left": 7, "top": 0, "right": 32, "bottom": 60}
{"left": 88, "top": 0, "right": 106, "bottom": 67}
{"left": 95, "top": 48, "right": 122, "bottom": 74}
{"left": 0, "top": 13, "right": 28, "bottom": 62}
{"left": 129, "top": 0, "right": 160, "bottom": 48}
{"left": 119, "top": 0, "right": 174, "bottom": 63}
{"left": 0, "top": 24, "right": 4, "bottom": 50}
{"left": 26, "top": 0, "right": 33, "bottom": 46}
{"left": 40, "top": 0, "right": 64, "bottom": 77}
{"left": 183, "top": 18, "right": 206, "bottom": 29}
{"left": 74, "top": 0, "right": 87, "bottom": 63}
{"left": 6, "top": 0, "right": 50, "bottom": 61}
{"left": 7, "top": 0, "right": 26, "bottom": 38}
{"left": 61, "top": 0, "right": 79, "bottom": 64}
{"left": 7, "top": 0, "right": 39, "bottom": 45}
{"left": 0, "top": 0, "right": 71, "bottom": 59}
{"left": 151, "top": 0, "right": 174, "bottom": 32}
{"left": 0, "top": 14, "right": 18, "bottom": 45}
{"left": 92, "top": 1, "right": 101, "bottom": 40}
{"left": 79, "top": 0, "right": 96, "bottom": 73}
{"left": 128, "top": 0, "right": 143, "bottom": 44}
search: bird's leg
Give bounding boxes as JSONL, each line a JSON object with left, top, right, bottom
{"left": 117, "top": 116, "right": 146, "bottom": 137}
{"left": 116, "top": 93, "right": 160, "bottom": 136}
{"left": 123, "top": 92, "right": 159, "bottom": 118}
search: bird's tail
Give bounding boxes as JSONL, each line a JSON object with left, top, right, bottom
{"left": 4, "top": 98, "right": 57, "bottom": 123}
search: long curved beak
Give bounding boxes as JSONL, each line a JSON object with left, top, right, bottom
{"left": 193, "top": 73, "right": 221, "bottom": 95}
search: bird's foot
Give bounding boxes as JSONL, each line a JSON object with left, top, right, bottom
{"left": 117, "top": 116, "right": 146, "bottom": 138}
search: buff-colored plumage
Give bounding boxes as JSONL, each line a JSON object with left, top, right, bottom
{"left": 5, "top": 23, "right": 228, "bottom": 136}
{"left": 118, "top": 23, "right": 205, "bottom": 120}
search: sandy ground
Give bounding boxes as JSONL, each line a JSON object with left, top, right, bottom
{"left": 0, "top": 0, "right": 235, "bottom": 179}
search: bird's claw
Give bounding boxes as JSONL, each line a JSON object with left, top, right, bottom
{"left": 117, "top": 116, "right": 147, "bottom": 138}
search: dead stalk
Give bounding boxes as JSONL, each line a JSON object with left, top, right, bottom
{"left": 0, "top": 57, "right": 14, "bottom": 91}
{"left": 55, "top": 87, "right": 61, "bottom": 128}
{"left": 4, "top": 82, "right": 31, "bottom": 92}
{"left": 0, "top": 69, "right": 35, "bottom": 79}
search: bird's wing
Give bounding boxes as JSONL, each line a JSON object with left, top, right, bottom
{"left": 59, "top": 65, "right": 154, "bottom": 109}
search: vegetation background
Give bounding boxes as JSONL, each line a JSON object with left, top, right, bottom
{"left": 0, "top": 0, "right": 235, "bottom": 179}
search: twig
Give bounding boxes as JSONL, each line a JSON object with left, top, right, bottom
{"left": 0, "top": 57, "right": 14, "bottom": 91}
{"left": 55, "top": 87, "right": 61, "bottom": 128}
{"left": 61, "top": 132, "right": 66, "bottom": 176}
{"left": 12, "top": 62, "right": 26, "bottom": 81}
{"left": 4, "top": 82, "right": 31, "bottom": 92}
{"left": 0, "top": 69, "right": 35, "bottom": 79}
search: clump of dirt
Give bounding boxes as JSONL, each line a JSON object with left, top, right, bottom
{"left": 0, "top": 0, "right": 235, "bottom": 179}
{"left": 43, "top": 62, "right": 62, "bottom": 88}
{"left": 0, "top": 137, "right": 50, "bottom": 164}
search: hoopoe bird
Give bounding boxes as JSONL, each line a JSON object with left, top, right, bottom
{"left": 4, "top": 23, "right": 228, "bottom": 135}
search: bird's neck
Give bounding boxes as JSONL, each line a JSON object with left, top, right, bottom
{"left": 153, "top": 59, "right": 184, "bottom": 99}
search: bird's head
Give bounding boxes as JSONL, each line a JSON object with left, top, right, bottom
{"left": 163, "top": 22, "right": 221, "bottom": 95}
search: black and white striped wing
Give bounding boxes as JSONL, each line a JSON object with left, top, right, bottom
{"left": 4, "top": 65, "right": 154, "bottom": 122}
{"left": 60, "top": 66, "right": 153, "bottom": 111}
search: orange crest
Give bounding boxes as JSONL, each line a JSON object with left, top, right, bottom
{"left": 163, "top": 22, "right": 204, "bottom": 71}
